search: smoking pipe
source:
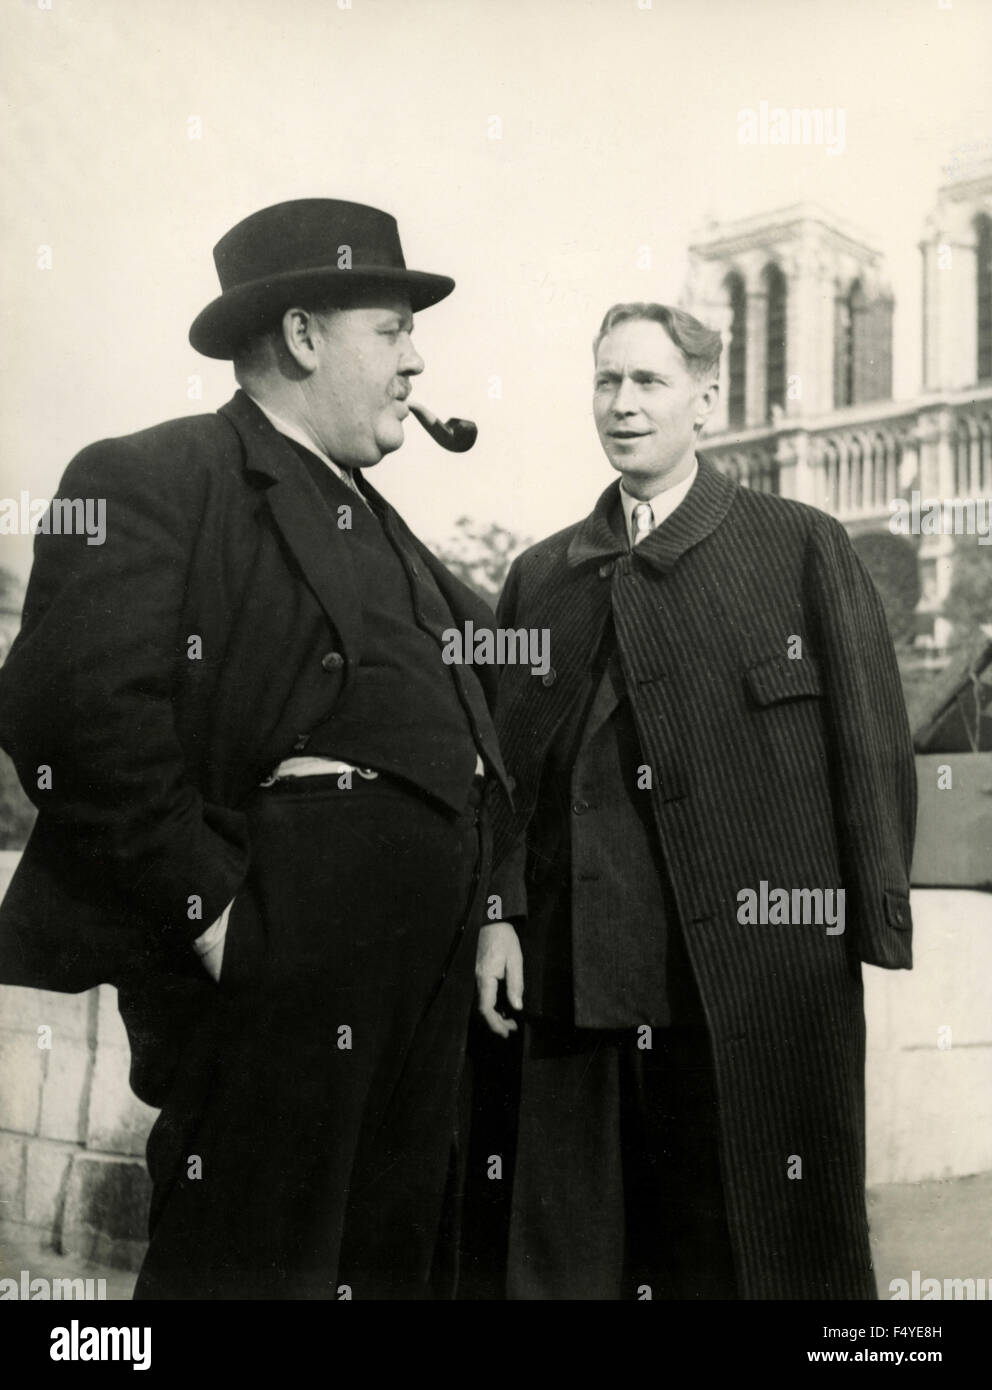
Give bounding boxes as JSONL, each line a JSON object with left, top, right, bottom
{"left": 408, "top": 401, "right": 478, "bottom": 452}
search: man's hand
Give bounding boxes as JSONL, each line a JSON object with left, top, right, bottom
{"left": 476, "top": 921, "right": 524, "bottom": 1038}
{"left": 192, "top": 899, "right": 233, "bottom": 983}
{"left": 197, "top": 935, "right": 225, "bottom": 983}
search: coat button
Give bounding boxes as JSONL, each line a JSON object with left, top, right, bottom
{"left": 507, "top": 775, "right": 517, "bottom": 792}
{"left": 571, "top": 798, "right": 589, "bottom": 815}
{"left": 321, "top": 651, "right": 345, "bottom": 672}
{"left": 598, "top": 561, "right": 615, "bottom": 579}
{"left": 292, "top": 733, "right": 310, "bottom": 751}
{"left": 541, "top": 667, "right": 557, "bottom": 687}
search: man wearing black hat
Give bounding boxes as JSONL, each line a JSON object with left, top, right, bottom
{"left": 0, "top": 199, "right": 511, "bottom": 1299}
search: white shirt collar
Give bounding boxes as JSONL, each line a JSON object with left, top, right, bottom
{"left": 244, "top": 392, "right": 350, "bottom": 483}
{"left": 619, "top": 460, "right": 698, "bottom": 547}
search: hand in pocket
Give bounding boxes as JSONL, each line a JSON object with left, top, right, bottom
{"left": 198, "top": 934, "right": 226, "bottom": 982}
{"left": 192, "top": 900, "right": 234, "bottom": 982}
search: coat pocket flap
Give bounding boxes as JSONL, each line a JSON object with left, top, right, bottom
{"left": 744, "top": 653, "right": 823, "bottom": 706}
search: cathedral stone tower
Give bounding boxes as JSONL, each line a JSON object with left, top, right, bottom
{"left": 920, "top": 157, "right": 992, "bottom": 394}
{"left": 684, "top": 203, "right": 893, "bottom": 435}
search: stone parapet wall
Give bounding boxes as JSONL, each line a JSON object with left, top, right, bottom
{"left": 0, "top": 859, "right": 989, "bottom": 1273}
{"left": 0, "top": 852, "right": 156, "bottom": 1273}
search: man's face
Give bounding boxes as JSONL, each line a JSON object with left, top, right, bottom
{"left": 593, "top": 319, "right": 714, "bottom": 491}
{"left": 304, "top": 292, "right": 424, "bottom": 467}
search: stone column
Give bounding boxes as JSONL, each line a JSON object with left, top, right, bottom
{"left": 745, "top": 287, "right": 768, "bottom": 427}
{"left": 774, "top": 427, "right": 813, "bottom": 503}
{"left": 912, "top": 406, "right": 956, "bottom": 627}
{"left": 921, "top": 218, "right": 979, "bottom": 392}
{"left": 710, "top": 302, "right": 733, "bottom": 436}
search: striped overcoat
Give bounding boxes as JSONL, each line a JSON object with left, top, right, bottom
{"left": 487, "top": 456, "right": 916, "bottom": 1300}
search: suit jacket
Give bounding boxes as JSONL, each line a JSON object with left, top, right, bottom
{"left": 486, "top": 457, "right": 917, "bottom": 1299}
{"left": 0, "top": 391, "right": 510, "bottom": 996}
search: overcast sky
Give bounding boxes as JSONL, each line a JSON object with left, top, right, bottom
{"left": 3, "top": 0, "right": 991, "bottom": 580}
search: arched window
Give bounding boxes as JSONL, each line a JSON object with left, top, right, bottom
{"left": 834, "top": 279, "right": 864, "bottom": 407}
{"left": 977, "top": 214, "right": 992, "bottom": 383}
{"left": 725, "top": 272, "right": 747, "bottom": 427}
{"left": 820, "top": 438, "right": 840, "bottom": 513}
{"left": 763, "top": 263, "right": 787, "bottom": 419}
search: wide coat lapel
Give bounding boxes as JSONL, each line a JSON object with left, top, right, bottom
{"left": 567, "top": 455, "right": 738, "bottom": 574}
{"left": 357, "top": 474, "right": 514, "bottom": 796}
{"left": 218, "top": 391, "right": 364, "bottom": 691}
{"left": 492, "top": 494, "right": 626, "bottom": 825}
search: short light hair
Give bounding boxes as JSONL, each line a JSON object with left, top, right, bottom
{"left": 593, "top": 302, "right": 722, "bottom": 380}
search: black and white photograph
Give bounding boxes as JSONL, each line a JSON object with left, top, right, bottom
{"left": 0, "top": 0, "right": 990, "bottom": 1364}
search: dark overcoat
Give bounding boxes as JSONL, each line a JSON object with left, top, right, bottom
{"left": 0, "top": 390, "right": 508, "bottom": 1102}
{"left": 487, "top": 457, "right": 916, "bottom": 1300}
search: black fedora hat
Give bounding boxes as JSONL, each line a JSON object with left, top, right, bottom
{"left": 189, "top": 198, "right": 455, "bottom": 359}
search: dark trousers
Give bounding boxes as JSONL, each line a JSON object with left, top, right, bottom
{"left": 507, "top": 1021, "right": 738, "bottom": 1300}
{"left": 133, "top": 774, "right": 488, "bottom": 1300}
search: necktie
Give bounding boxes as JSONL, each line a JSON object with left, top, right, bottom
{"left": 340, "top": 468, "right": 376, "bottom": 514}
{"left": 631, "top": 501, "right": 654, "bottom": 546}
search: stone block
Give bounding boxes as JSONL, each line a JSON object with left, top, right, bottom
{"left": 95, "top": 985, "right": 130, "bottom": 1050}
{"left": 61, "top": 1152, "right": 151, "bottom": 1274}
{"left": 23, "top": 1138, "right": 73, "bottom": 1230}
{"left": 913, "top": 754, "right": 992, "bottom": 888}
{"left": 865, "top": 890, "right": 992, "bottom": 1053}
{"left": 0, "top": 986, "right": 94, "bottom": 1041}
{"left": 86, "top": 1042, "right": 157, "bottom": 1158}
{"left": 868, "top": 1044, "right": 992, "bottom": 1185}
{"left": 0, "top": 1132, "right": 26, "bottom": 1222}
{"left": 0, "top": 987, "right": 47, "bottom": 1034}
{"left": 0, "top": 1030, "right": 43, "bottom": 1133}
{"left": 39, "top": 1036, "right": 93, "bottom": 1144}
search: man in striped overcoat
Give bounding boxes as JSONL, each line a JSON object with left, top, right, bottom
{"left": 472, "top": 302, "right": 916, "bottom": 1300}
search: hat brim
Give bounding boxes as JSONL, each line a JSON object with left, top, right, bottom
{"left": 189, "top": 265, "right": 455, "bottom": 359}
